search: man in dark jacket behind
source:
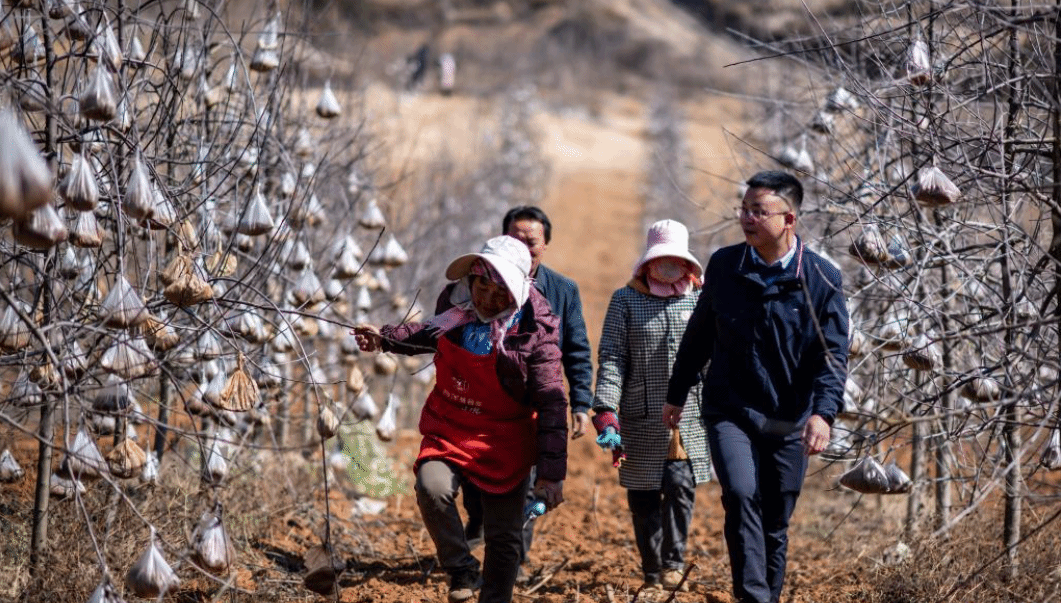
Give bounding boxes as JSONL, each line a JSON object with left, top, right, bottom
{"left": 503, "top": 206, "right": 594, "bottom": 434}
{"left": 464, "top": 206, "right": 595, "bottom": 579}
{"left": 664, "top": 171, "right": 849, "bottom": 603}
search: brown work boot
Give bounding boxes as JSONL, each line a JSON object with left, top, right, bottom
{"left": 640, "top": 574, "right": 664, "bottom": 590}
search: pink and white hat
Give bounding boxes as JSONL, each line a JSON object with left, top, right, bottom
{"left": 632, "top": 219, "right": 703, "bottom": 278}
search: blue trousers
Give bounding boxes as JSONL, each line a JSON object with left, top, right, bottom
{"left": 707, "top": 419, "right": 807, "bottom": 603}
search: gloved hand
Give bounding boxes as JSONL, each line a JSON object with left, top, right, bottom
{"left": 592, "top": 411, "right": 621, "bottom": 447}
{"left": 596, "top": 426, "right": 622, "bottom": 450}
{"left": 524, "top": 499, "right": 547, "bottom": 520}
{"left": 592, "top": 411, "right": 626, "bottom": 468}
{"left": 597, "top": 428, "right": 625, "bottom": 467}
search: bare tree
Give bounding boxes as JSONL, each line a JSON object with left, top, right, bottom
{"left": 0, "top": 1, "right": 416, "bottom": 597}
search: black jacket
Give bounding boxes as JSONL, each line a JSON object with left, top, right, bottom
{"left": 534, "top": 264, "right": 594, "bottom": 415}
{"left": 667, "top": 238, "right": 849, "bottom": 435}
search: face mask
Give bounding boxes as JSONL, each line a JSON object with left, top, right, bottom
{"left": 647, "top": 258, "right": 687, "bottom": 284}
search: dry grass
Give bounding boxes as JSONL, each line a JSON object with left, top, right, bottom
{"left": 4, "top": 422, "right": 1059, "bottom": 602}
{"left": 868, "top": 498, "right": 1061, "bottom": 603}
{"left": 7, "top": 442, "right": 337, "bottom": 602}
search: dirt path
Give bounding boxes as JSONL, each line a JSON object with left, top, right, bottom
{"left": 360, "top": 82, "right": 748, "bottom": 342}
{"left": 535, "top": 93, "right": 748, "bottom": 348}
{"left": 533, "top": 94, "right": 648, "bottom": 348}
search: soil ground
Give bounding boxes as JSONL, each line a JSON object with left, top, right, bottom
{"left": 303, "top": 428, "right": 900, "bottom": 603}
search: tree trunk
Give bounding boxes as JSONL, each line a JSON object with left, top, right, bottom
{"left": 1051, "top": 0, "right": 1061, "bottom": 442}
{"left": 933, "top": 209, "right": 954, "bottom": 530}
{"left": 276, "top": 362, "right": 292, "bottom": 447}
{"left": 153, "top": 375, "right": 170, "bottom": 461}
{"left": 1002, "top": 405, "right": 1022, "bottom": 578}
{"left": 28, "top": 402, "right": 54, "bottom": 574}
{"left": 303, "top": 380, "right": 315, "bottom": 447}
{"left": 905, "top": 414, "right": 925, "bottom": 539}
{"left": 29, "top": 14, "right": 59, "bottom": 576}
{"left": 934, "top": 410, "right": 952, "bottom": 529}
{"left": 999, "top": 0, "right": 1023, "bottom": 578}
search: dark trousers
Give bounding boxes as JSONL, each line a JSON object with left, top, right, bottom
{"left": 416, "top": 460, "right": 530, "bottom": 603}
{"left": 707, "top": 419, "right": 807, "bottom": 603}
{"left": 462, "top": 465, "right": 538, "bottom": 565}
{"left": 627, "top": 460, "right": 696, "bottom": 581}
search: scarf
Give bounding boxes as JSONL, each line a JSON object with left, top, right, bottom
{"left": 646, "top": 276, "right": 696, "bottom": 298}
{"left": 640, "top": 259, "right": 703, "bottom": 298}
{"left": 460, "top": 308, "right": 523, "bottom": 355}
{"left": 423, "top": 260, "right": 520, "bottom": 352}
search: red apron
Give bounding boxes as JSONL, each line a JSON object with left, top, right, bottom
{"left": 416, "top": 336, "right": 537, "bottom": 494}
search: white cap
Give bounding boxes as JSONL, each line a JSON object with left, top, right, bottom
{"left": 445, "top": 235, "right": 532, "bottom": 307}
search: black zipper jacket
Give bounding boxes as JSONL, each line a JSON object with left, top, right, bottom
{"left": 667, "top": 238, "right": 849, "bottom": 436}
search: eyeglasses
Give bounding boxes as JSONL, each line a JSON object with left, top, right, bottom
{"left": 735, "top": 207, "right": 790, "bottom": 221}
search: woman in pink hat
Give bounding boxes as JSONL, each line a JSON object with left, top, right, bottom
{"left": 353, "top": 235, "right": 567, "bottom": 603}
{"left": 591, "top": 219, "right": 712, "bottom": 593}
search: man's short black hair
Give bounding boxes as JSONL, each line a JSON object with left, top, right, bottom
{"left": 746, "top": 171, "right": 804, "bottom": 210}
{"left": 502, "top": 206, "right": 552, "bottom": 243}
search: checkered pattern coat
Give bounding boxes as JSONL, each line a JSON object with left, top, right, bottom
{"left": 593, "top": 284, "right": 711, "bottom": 490}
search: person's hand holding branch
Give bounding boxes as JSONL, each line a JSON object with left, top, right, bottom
{"left": 352, "top": 324, "right": 382, "bottom": 352}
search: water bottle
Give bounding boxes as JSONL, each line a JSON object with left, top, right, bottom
{"left": 523, "top": 498, "right": 547, "bottom": 520}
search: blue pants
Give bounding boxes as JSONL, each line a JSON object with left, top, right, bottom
{"left": 707, "top": 419, "right": 807, "bottom": 603}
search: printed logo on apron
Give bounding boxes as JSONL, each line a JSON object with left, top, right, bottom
{"left": 416, "top": 336, "right": 537, "bottom": 494}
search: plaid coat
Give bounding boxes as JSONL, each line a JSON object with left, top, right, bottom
{"left": 593, "top": 282, "right": 711, "bottom": 490}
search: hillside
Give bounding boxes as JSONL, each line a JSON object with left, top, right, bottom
{"left": 282, "top": 0, "right": 757, "bottom": 93}
{"left": 316, "top": 0, "right": 768, "bottom": 338}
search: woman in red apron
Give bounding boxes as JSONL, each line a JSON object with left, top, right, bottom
{"left": 354, "top": 235, "right": 567, "bottom": 603}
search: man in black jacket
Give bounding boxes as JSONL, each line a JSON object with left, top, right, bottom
{"left": 664, "top": 171, "right": 849, "bottom": 603}
{"left": 503, "top": 206, "right": 594, "bottom": 437}
{"left": 464, "top": 206, "right": 595, "bottom": 579}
